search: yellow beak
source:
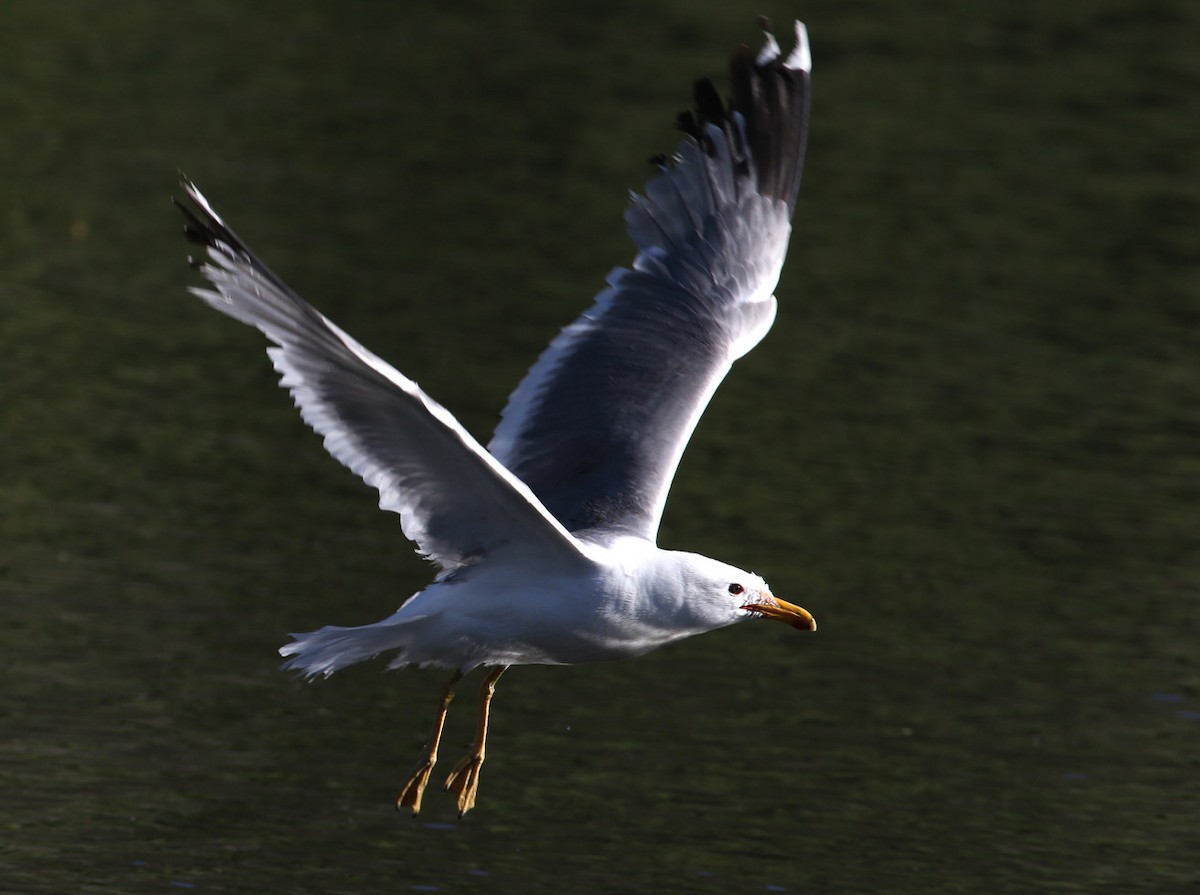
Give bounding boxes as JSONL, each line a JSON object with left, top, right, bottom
{"left": 743, "top": 595, "right": 816, "bottom": 631}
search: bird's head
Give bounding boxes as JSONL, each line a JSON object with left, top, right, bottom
{"left": 680, "top": 554, "right": 816, "bottom": 632}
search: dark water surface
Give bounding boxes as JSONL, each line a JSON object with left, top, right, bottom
{"left": 3, "top": 2, "right": 1197, "bottom": 892}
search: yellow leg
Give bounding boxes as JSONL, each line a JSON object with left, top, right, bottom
{"left": 444, "top": 665, "right": 508, "bottom": 817}
{"left": 396, "top": 670, "right": 462, "bottom": 815}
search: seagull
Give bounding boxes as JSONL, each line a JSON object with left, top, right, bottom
{"left": 176, "top": 18, "right": 814, "bottom": 817}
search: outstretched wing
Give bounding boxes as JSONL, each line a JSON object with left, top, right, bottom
{"left": 177, "top": 179, "right": 589, "bottom": 573}
{"left": 487, "top": 21, "right": 812, "bottom": 541}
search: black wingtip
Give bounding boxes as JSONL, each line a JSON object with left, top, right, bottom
{"left": 173, "top": 175, "right": 240, "bottom": 256}
{"left": 172, "top": 176, "right": 302, "bottom": 302}
{"left": 691, "top": 77, "right": 725, "bottom": 127}
{"left": 667, "top": 19, "right": 811, "bottom": 214}
{"left": 175, "top": 197, "right": 210, "bottom": 248}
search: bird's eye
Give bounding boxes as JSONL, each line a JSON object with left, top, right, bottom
{"left": 728, "top": 583, "right": 744, "bottom": 595}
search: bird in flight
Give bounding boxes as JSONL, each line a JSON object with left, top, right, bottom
{"left": 177, "top": 18, "right": 813, "bottom": 817}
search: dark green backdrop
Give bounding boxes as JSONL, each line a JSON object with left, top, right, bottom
{"left": 3, "top": 2, "right": 1196, "bottom": 892}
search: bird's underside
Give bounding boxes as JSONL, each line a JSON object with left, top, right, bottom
{"left": 178, "top": 19, "right": 813, "bottom": 817}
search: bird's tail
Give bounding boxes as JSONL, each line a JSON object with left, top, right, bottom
{"left": 279, "top": 617, "right": 427, "bottom": 678}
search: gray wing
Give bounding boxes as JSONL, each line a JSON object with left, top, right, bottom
{"left": 177, "top": 179, "right": 589, "bottom": 573}
{"left": 488, "top": 21, "right": 812, "bottom": 541}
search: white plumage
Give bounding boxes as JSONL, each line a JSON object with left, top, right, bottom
{"left": 178, "top": 19, "right": 815, "bottom": 816}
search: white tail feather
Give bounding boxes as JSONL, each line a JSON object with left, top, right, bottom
{"left": 279, "top": 618, "right": 428, "bottom": 678}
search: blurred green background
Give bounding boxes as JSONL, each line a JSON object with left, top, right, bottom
{"left": 2, "top": 1, "right": 1197, "bottom": 892}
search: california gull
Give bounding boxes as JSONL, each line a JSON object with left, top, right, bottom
{"left": 176, "top": 18, "right": 814, "bottom": 816}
